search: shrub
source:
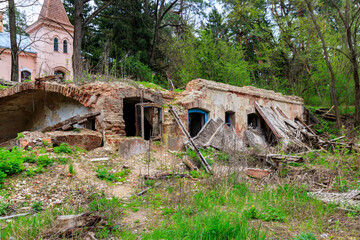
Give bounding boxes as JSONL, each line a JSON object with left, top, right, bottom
{"left": 32, "top": 201, "right": 42, "bottom": 211}
{"left": 0, "top": 201, "right": 9, "bottom": 215}
{"left": 57, "top": 157, "right": 69, "bottom": 165}
{"left": 0, "top": 148, "right": 25, "bottom": 175}
{"left": 69, "top": 164, "right": 75, "bottom": 175}
{"left": 259, "top": 206, "right": 285, "bottom": 222}
{"left": 36, "top": 155, "right": 54, "bottom": 167}
{"left": 53, "top": 143, "right": 73, "bottom": 154}
{"left": 96, "top": 167, "right": 130, "bottom": 182}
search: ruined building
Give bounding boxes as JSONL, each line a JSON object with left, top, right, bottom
{"left": 0, "top": 78, "right": 304, "bottom": 156}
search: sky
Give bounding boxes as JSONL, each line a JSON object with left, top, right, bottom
{"left": 1, "top": 0, "right": 43, "bottom": 24}
{"left": 0, "top": 0, "right": 222, "bottom": 26}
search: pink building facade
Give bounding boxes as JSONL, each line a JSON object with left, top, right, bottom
{"left": 0, "top": 0, "right": 73, "bottom": 82}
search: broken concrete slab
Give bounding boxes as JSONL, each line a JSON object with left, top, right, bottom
{"left": 244, "top": 129, "right": 268, "bottom": 149}
{"left": 47, "top": 129, "right": 102, "bottom": 151}
{"left": 193, "top": 117, "right": 244, "bottom": 153}
{"left": 118, "top": 137, "right": 149, "bottom": 159}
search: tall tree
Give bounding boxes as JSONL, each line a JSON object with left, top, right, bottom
{"left": 8, "top": 0, "right": 18, "bottom": 82}
{"left": 72, "top": 0, "right": 113, "bottom": 79}
{"left": 305, "top": 0, "right": 341, "bottom": 128}
{"left": 329, "top": 0, "right": 360, "bottom": 126}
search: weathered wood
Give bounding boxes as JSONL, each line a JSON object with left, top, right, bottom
{"left": 41, "top": 111, "right": 100, "bottom": 132}
{"left": 169, "top": 105, "right": 212, "bottom": 174}
{"left": 0, "top": 212, "right": 30, "bottom": 220}
{"left": 144, "top": 173, "right": 193, "bottom": 180}
{"left": 136, "top": 182, "right": 162, "bottom": 195}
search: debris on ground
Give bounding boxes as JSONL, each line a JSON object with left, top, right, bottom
{"left": 43, "top": 212, "right": 102, "bottom": 238}
{"left": 308, "top": 190, "right": 360, "bottom": 206}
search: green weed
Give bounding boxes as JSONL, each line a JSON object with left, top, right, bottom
{"left": 0, "top": 201, "right": 10, "bottom": 215}
{"left": 293, "top": 232, "right": 317, "bottom": 240}
{"left": 96, "top": 167, "right": 131, "bottom": 182}
{"left": 69, "top": 164, "right": 75, "bottom": 175}
{"left": 53, "top": 143, "right": 73, "bottom": 154}
{"left": 32, "top": 201, "right": 43, "bottom": 211}
{"left": 57, "top": 157, "right": 69, "bottom": 165}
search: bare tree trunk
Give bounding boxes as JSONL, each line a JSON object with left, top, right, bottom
{"left": 9, "top": 0, "right": 18, "bottom": 82}
{"left": 330, "top": 0, "right": 360, "bottom": 126}
{"left": 72, "top": 0, "right": 84, "bottom": 80}
{"left": 305, "top": 0, "right": 341, "bottom": 129}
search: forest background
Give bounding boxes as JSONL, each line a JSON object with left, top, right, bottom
{"left": 5, "top": 0, "right": 360, "bottom": 126}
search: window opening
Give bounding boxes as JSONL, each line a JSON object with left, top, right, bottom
{"left": 54, "top": 38, "right": 59, "bottom": 51}
{"left": 21, "top": 70, "right": 31, "bottom": 82}
{"left": 188, "top": 109, "right": 208, "bottom": 137}
{"left": 63, "top": 40, "right": 68, "bottom": 53}
{"left": 54, "top": 70, "right": 65, "bottom": 80}
{"left": 248, "top": 113, "right": 260, "bottom": 129}
{"left": 225, "top": 111, "right": 235, "bottom": 127}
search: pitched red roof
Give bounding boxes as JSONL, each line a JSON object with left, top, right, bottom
{"left": 38, "top": 0, "right": 72, "bottom": 27}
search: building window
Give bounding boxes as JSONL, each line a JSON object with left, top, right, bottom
{"left": 248, "top": 113, "right": 260, "bottom": 129}
{"left": 225, "top": 111, "right": 235, "bottom": 127}
{"left": 21, "top": 70, "right": 31, "bottom": 82}
{"left": 63, "top": 40, "right": 68, "bottom": 53}
{"left": 54, "top": 38, "right": 59, "bottom": 51}
{"left": 54, "top": 70, "right": 65, "bottom": 79}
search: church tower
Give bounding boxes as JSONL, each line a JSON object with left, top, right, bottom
{"left": 26, "top": 0, "right": 74, "bottom": 80}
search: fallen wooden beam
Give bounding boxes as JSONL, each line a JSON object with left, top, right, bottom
{"left": 169, "top": 105, "right": 212, "bottom": 174}
{"left": 41, "top": 111, "right": 100, "bottom": 132}
{"left": 144, "top": 173, "right": 193, "bottom": 180}
{"left": 136, "top": 182, "right": 162, "bottom": 195}
{"left": 0, "top": 212, "right": 30, "bottom": 220}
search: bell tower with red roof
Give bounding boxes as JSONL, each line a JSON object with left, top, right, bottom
{"left": 26, "top": 0, "right": 74, "bottom": 80}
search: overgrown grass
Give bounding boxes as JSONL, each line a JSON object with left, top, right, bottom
{"left": 116, "top": 177, "right": 342, "bottom": 239}
{"left": 135, "top": 81, "right": 166, "bottom": 91}
{"left": 95, "top": 166, "right": 131, "bottom": 182}
{"left": 0, "top": 206, "right": 82, "bottom": 240}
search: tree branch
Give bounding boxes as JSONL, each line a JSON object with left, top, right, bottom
{"left": 84, "top": 0, "right": 113, "bottom": 28}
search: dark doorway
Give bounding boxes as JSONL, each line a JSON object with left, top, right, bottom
{"left": 123, "top": 98, "right": 142, "bottom": 136}
{"left": 248, "top": 113, "right": 260, "bottom": 129}
{"left": 188, "top": 109, "right": 208, "bottom": 137}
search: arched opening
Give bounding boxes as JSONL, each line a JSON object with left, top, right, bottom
{"left": 0, "top": 91, "right": 92, "bottom": 144}
{"left": 21, "top": 70, "right": 31, "bottom": 82}
{"left": 63, "top": 40, "right": 68, "bottom": 53}
{"left": 54, "top": 38, "right": 59, "bottom": 51}
{"left": 54, "top": 70, "right": 65, "bottom": 79}
{"left": 188, "top": 108, "right": 209, "bottom": 137}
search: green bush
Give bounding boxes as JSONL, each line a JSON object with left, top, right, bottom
{"left": 0, "top": 148, "right": 25, "bottom": 176}
{"left": 0, "top": 201, "right": 9, "bottom": 215}
{"left": 32, "top": 201, "right": 42, "bottom": 211}
{"left": 96, "top": 167, "right": 130, "bottom": 182}
{"left": 53, "top": 143, "right": 73, "bottom": 154}
{"left": 36, "top": 155, "right": 54, "bottom": 167}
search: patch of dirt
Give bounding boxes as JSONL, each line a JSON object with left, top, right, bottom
{"left": 122, "top": 208, "right": 151, "bottom": 233}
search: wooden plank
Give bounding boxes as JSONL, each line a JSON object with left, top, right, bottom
{"left": 41, "top": 111, "right": 100, "bottom": 132}
{"left": 255, "top": 102, "right": 282, "bottom": 139}
{"left": 169, "top": 105, "right": 212, "bottom": 174}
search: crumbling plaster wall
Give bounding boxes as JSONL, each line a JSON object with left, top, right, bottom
{"left": 163, "top": 79, "right": 304, "bottom": 150}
